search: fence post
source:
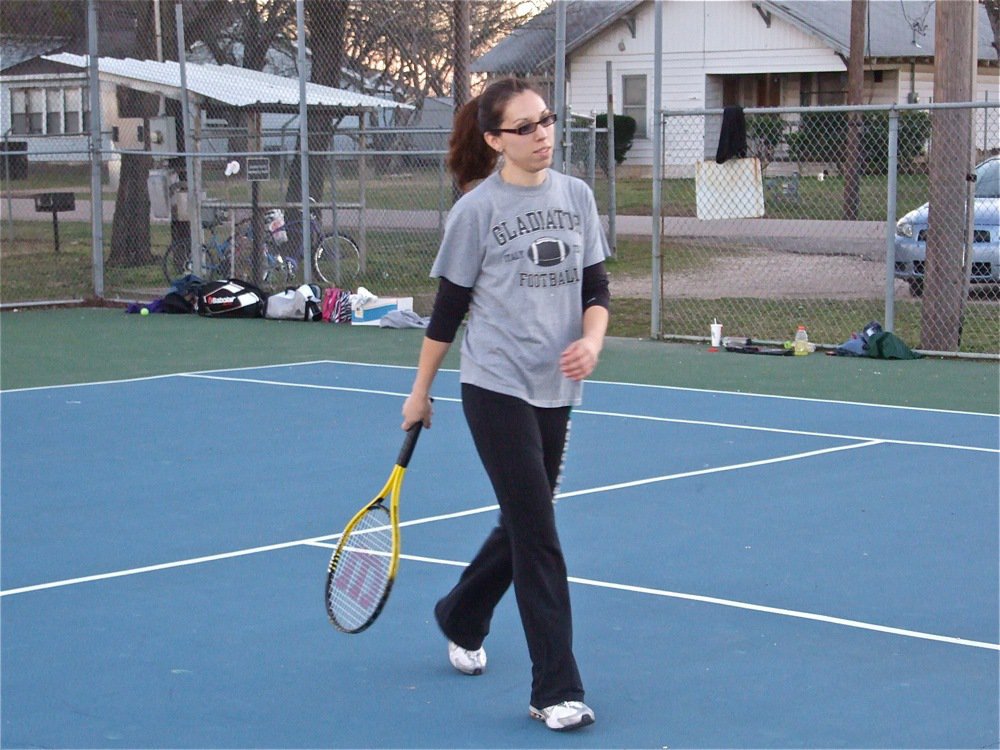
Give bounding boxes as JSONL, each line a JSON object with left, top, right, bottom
{"left": 296, "top": 0, "right": 312, "bottom": 283}
{"left": 358, "top": 116, "right": 367, "bottom": 273}
{"left": 553, "top": 0, "right": 566, "bottom": 171}
{"left": 588, "top": 116, "right": 597, "bottom": 189}
{"left": 883, "top": 107, "right": 899, "bottom": 331}
{"left": 176, "top": 2, "right": 202, "bottom": 277}
{"left": 87, "top": 0, "right": 104, "bottom": 298}
{"left": 605, "top": 61, "right": 616, "bottom": 256}
{"left": 650, "top": 0, "right": 663, "bottom": 338}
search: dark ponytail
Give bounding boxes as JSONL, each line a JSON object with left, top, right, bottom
{"left": 446, "top": 78, "right": 541, "bottom": 192}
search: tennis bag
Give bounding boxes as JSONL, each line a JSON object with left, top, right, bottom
{"left": 196, "top": 279, "right": 267, "bottom": 318}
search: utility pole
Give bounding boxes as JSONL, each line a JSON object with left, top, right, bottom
{"left": 842, "top": 0, "right": 866, "bottom": 220}
{"left": 922, "top": 0, "right": 976, "bottom": 351}
{"left": 453, "top": 1, "right": 470, "bottom": 111}
{"left": 451, "top": 1, "right": 471, "bottom": 202}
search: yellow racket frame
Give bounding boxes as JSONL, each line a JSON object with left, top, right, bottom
{"left": 326, "top": 421, "right": 423, "bottom": 633}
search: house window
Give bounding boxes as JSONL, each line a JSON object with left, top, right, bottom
{"left": 10, "top": 89, "right": 44, "bottom": 134}
{"left": 622, "top": 74, "right": 647, "bottom": 138}
{"left": 27, "top": 89, "right": 44, "bottom": 134}
{"left": 755, "top": 74, "right": 781, "bottom": 108}
{"left": 46, "top": 89, "right": 63, "bottom": 135}
{"left": 9, "top": 85, "right": 89, "bottom": 135}
{"left": 723, "top": 77, "right": 741, "bottom": 107}
{"left": 65, "top": 88, "right": 83, "bottom": 133}
{"left": 10, "top": 89, "right": 28, "bottom": 134}
{"left": 814, "top": 72, "right": 847, "bottom": 106}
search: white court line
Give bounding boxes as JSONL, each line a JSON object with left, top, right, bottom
{"left": 5, "top": 439, "right": 996, "bottom": 653}
{"left": 588, "top": 376, "right": 1000, "bottom": 418}
{"left": 182, "top": 373, "right": 997, "bottom": 454}
{"left": 6, "top": 358, "right": 997, "bottom": 420}
{"left": 0, "top": 360, "right": 333, "bottom": 394}
{"left": 306, "top": 544, "right": 999, "bottom": 652}
{"left": 0, "top": 440, "right": 876, "bottom": 598}
{"left": 313, "top": 359, "right": 1000, "bottom": 418}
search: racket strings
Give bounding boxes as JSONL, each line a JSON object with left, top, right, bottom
{"left": 327, "top": 504, "right": 394, "bottom": 632}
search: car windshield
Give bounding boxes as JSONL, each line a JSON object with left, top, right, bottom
{"left": 975, "top": 158, "right": 999, "bottom": 198}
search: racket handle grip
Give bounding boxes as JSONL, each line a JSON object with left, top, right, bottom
{"left": 397, "top": 422, "right": 423, "bottom": 468}
{"left": 397, "top": 397, "right": 430, "bottom": 468}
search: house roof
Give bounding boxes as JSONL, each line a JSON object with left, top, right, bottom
{"left": 472, "top": 1, "right": 644, "bottom": 75}
{"left": 0, "top": 5, "right": 136, "bottom": 73}
{"left": 473, "top": 0, "right": 998, "bottom": 75}
{"left": 1, "top": 36, "right": 70, "bottom": 72}
{"left": 761, "top": 0, "right": 997, "bottom": 61}
{"left": 43, "top": 53, "right": 413, "bottom": 112}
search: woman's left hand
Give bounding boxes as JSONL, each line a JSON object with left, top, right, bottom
{"left": 560, "top": 337, "right": 601, "bottom": 381}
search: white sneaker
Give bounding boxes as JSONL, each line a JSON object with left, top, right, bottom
{"left": 447, "top": 641, "right": 486, "bottom": 675}
{"left": 529, "top": 701, "right": 595, "bottom": 731}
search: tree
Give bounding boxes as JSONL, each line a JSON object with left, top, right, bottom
{"left": 0, "top": 0, "right": 85, "bottom": 37}
{"left": 284, "top": 0, "right": 349, "bottom": 206}
{"left": 922, "top": 0, "right": 976, "bottom": 351}
{"left": 343, "top": 1, "right": 536, "bottom": 109}
{"left": 107, "top": 1, "right": 294, "bottom": 267}
{"left": 841, "top": 0, "right": 866, "bottom": 220}
{"left": 283, "top": 1, "right": 531, "bottom": 202}
{"left": 107, "top": 0, "right": 159, "bottom": 267}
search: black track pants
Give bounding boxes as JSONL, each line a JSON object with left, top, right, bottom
{"left": 434, "top": 383, "right": 584, "bottom": 708}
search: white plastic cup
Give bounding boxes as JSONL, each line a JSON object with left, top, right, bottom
{"left": 710, "top": 321, "right": 723, "bottom": 347}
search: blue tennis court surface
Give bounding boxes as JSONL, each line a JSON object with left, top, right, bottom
{"left": 2, "top": 361, "right": 997, "bottom": 749}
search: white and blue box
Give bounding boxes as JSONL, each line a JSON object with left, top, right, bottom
{"left": 351, "top": 296, "right": 414, "bottom": 326}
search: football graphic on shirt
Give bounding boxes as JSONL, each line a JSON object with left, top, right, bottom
{"left": 528, "top": 237, "right": 569, "bottom": 267}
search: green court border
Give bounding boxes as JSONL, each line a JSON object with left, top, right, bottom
{"left": 1, "top": 308, "right": 997, "bottom": 414}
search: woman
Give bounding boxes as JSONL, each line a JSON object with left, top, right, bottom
{"left": 401, "top": 77, "right": 610, "bottom": 732}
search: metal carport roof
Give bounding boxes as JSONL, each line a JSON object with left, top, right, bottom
{"left": 44, "top": 53, "right": 413, "bottom": 112}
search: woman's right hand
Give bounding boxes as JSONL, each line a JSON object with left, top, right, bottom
{"left": 402, "top": 392, "right": 433, "bottom": 430}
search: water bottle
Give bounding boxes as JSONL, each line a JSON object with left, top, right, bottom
{"left": 794, "top": 325, "right": 809, "bottom": 356}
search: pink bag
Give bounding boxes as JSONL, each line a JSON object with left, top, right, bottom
{"left": 321, "top": 287, "right": 352, "bottom": 323}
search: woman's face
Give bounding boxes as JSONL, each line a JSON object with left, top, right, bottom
{"left": 486, "top": 90, "right": 555, "bottom": 185}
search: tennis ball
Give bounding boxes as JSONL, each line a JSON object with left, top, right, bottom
{"left": 140, "top": 307, "right": 149, "bottom": 316}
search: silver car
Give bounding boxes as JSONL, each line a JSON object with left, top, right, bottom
{"left": 894, "top": 156, "right": 1000, "bottom": 297}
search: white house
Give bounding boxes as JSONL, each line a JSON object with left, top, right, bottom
{"left": 473, "top": 0, "right": 999, "bottom": 174}
{"left": 0, "top": 21, "right": 411, "bottom": 168}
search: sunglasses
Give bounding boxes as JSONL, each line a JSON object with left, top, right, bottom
{"left": 492, "top": 113, "right": 558, "bottom": 136}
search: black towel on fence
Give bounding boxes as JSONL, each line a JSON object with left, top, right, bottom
{"left": 715, "top": 106, "right": 747, "bottom": 164}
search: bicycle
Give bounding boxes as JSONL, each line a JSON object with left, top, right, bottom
{"left": 162, "top": 208, "right": 250, "bottom": 285}
{"left": 258, "top": 207, "right": 361, "bottom": 291}
{"left": 162, "top": 206, "right": 360, "bottom": 291}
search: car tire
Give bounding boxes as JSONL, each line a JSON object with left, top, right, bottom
{"left": 907, "top": 278, "right": 924, "bottom": 297}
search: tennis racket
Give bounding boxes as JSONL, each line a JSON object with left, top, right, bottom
{"left": 325, "top": 421, "right": 424, "bottom": 633}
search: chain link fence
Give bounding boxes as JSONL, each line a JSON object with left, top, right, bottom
{"left": 655, "top": 102, "right": 999, "bottom": 356}
{"left": 1, "top": 1, "right": 996, "bottom": 357}
{"left": 1, "top": 0, "right": 615, "bottom": 318}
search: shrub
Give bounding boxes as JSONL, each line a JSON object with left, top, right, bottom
{"left": 746, "top": 114, "right": 787, "bottom": 169}
{"left": 787, "top": 110, "right": 931, "bottom": 175}
{"left": 595, "top": 113, "right": 637, "bottom": 173}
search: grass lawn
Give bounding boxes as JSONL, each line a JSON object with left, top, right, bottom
{"left": 9, "top": 163, "right": 931, "bottom": 222}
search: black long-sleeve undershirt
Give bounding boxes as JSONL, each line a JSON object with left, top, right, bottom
{"left": 426, "top": 261, "right": 610, "bottom": 343}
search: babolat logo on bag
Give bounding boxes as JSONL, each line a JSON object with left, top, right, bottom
{"left": 197, "top": 279, "right": 267, "bottom": 318}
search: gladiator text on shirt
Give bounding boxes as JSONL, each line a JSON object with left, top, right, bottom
{"left": 491, "top": 209, "right": 580, "bottom": 247}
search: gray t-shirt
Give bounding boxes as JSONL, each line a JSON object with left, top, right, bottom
{"left": 431, "top": 170, "right": 611, "bottom": 407}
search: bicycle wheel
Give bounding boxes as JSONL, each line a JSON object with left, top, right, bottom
{"left": 314, "top": 233, "right": 361, "bottom": 287}
{"left": 162, "top": 240, "right": 192, "bottom": 284}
